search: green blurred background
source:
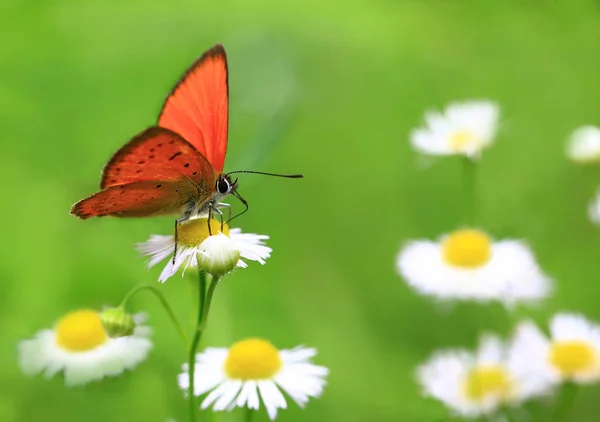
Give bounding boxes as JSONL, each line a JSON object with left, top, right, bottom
{"left": 3, "top": 0, "right": 600, "bottom": 421}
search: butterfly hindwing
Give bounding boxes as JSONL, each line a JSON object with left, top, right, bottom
{"left": 101, "top": 126, "right": 216, "bottom": 190}
{"left": 158, "top": 44, "right": 229, "bottom": 173}
{"left": 71, "top": 179, "right": 201, "bottom": 219}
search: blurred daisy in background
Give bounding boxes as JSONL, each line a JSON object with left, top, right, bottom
{"left": 180, "top": 338, "right": 328, "bottom": 420}
{"left": 137, "top": 217, "right": 272, "bottom": 281}
{"left": 18, "top": 308, "right": 152, "bottom": 386}
{"left": 417, "top": 334, "right": 552, "bottom": 418}
{"left": 410, "top": 100, "right": 499, "bottom": 158}
{"left": 509, "top": 313, "right": 600, "bottom": 385}
{"left": 566, "top": 126, "right": 600, "bottom": 164}
{"left": 588, "top": 189, "right": 600, "bottom": 225}
{"left": 396, "top": 228, "right": 552, "bottom": 306}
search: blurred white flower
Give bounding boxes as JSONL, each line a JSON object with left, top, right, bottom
{"left": 18, "top": 309, "right": 152, "bottom": 386}
{"left": 411, "top": 100, "right": 499, "bottom": 158}
{"left": 566, "top": 126, "right": 600, "bottom": 163}
{"left": 418, "top": 334, "right": 552, "bottom": 418}
{"left": 588, "top": 189, "right": 600, "bottom": 225}
{"left": 137, "top": 217, "right": 272, "bottom": 282}
{"left": 509, "top": 313, "right": 600, "bottom": 385}
{"left": 179, "top": 338, "right": 328, "bottom": 420}
{"left": 396, "top": 228, "right": 552, "bottom": 306}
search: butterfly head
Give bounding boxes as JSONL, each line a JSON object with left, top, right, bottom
{"left": 215, "top": 174, "right": 238, "bottom": 197}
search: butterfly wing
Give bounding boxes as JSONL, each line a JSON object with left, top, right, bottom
{"left": 101, "top": 126, "right": 216, "bottom": 190}
{"left": 71, "top": 179, "right": 203, "bottom": 219}
{"left": 158, "top": 44, "right": 228, "bottom": 173}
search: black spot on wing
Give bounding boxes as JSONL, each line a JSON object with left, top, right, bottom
{"left": 169, "top": 151, "right": 183, "bottom": 161}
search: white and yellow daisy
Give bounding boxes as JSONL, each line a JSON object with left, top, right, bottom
{"left": 137, "top": 217, "right": 272, "bottom": 282}
{"left": 588, "top": 189, "right": 600, "bottom": 225}
{"left": 18, "top": 309, "right": 152, "bottom": 386}
{"left": 566, "top": 126, "right": 600, "bottom": 164}
{"left": 179, "top": 338, "right": 328, "bottom": 420}
{"left": 396, "top": 228, "right": 551, "bottom": 305}
{"left": 418, "top": 334, "right": 553, "bottom": 418}
{"left": 509, "top": 313, "right": 600, "bottom": 385}
{"left": 410, "top": 100, "right": 499, "bottom": 158}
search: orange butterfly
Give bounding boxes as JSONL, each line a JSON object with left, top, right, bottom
{"left": 71, "top": 44, "right": 301, "bottom": 230}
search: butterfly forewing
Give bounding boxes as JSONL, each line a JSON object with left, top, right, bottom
{"left": 101, "top": 126, "right": 216, "bottom": 189}
{"left": 158, "top": 44, "right": 229, "bottom": 173}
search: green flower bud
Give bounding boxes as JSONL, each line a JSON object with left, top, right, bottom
{"left": 196, "top": 234, "right": 240, "bottom": 276}
{"left": 100, "top": 307, "right": 135, "bottom": 338}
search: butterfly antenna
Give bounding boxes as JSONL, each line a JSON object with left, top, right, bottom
{"left": 226, "top": 170, "right": 303, "bottom": 178}
{"left": 227, "top": 191, "right": 249, "bottom": 225}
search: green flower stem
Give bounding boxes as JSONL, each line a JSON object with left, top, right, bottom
{"left": 188, "top": 271, "right": 221, "bottom": 422}
{"left": 119, "top": 284, "right": 187, "bottom": 346}
{"left": 245, "top": 408, "right": 254, "bottom": 422}
{"left": 552, "top": 382, "right": 579, "bottom": 422}
{"left": 462, "top": 156, "right": 478, "bottom": 226}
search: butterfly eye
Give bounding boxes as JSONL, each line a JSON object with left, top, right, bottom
{"left": 217, "top": 178, "right": 231, "bottom": 194}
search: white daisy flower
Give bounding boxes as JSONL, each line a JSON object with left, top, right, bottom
{"left": 396, "top": 228, "right": 552, "bottom": 306}
{"left": 179, "top": 338, "right": 328, "bottom": 420}
{"left": 588, "top": 189, "right": 600, "bottom": 225}
{"left": 411, "top": 100, "right": 499, "bottom": 158}
{"left": 18, "top": 309, "right": 152, "bottom": 386}
{"left": 418, "top": 334, "right": 553, "bottom": 419}
{"left": 566, "top": 126, "right": 600, "bottom": 164}
{"left": 509, "top": 313, "right": 600, "bottom": 385}
{"left": 137, "top": 217, "right": 272, "bottom": 282}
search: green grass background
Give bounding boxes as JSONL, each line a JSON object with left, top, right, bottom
{"left": 3, "top": 0, "right": 600, "bottom": 421}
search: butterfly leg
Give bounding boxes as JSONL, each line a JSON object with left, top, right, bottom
{"left": 216, "top": 202, "right": 232, "bottom": 227}
{"left": 207, "top": 206, "right": 213, "bottom": 236}
{"left": 173, "top": 219, "right": 179, "bottom": 265}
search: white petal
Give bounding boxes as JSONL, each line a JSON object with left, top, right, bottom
{"left": 258, "top": 380, "right": 286, "bottom": 420}
{"left": 235, "top": 380, "right": 256, "bottom": 408}
{"left": 201, "top": 381, "right": 233, "bottom": 409}
{"left": 246, "top": 380, "right": 260, "bottom": 410}
{"left": 508, "top": 320, "right": 558, "bottom": 398}
{"left": 213, "top": 380, "right": 243, "bottom": 411}
{"left": 476, "top": 334, "right": 504, "bottom": 365}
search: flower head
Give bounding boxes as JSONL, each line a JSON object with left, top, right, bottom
{"left": 137, "top": 217, "right": 272, "bottom": 282}
{"left": 18, "top": 309, "right": 152, "bottom": 386}
{"left": 566, "top": 126, "right": 600, "bottom": 164}
{"left": 396, "top": 228, "right": 552, "bottom": 306}
{"left": 509, "top": 313, "right": 600, "bottom": 385}
{"left": 411, "top": 100, "right": 499, "bottom": 158}
{"left": 179, "top": 338, "right": 328, "bottom": 420}
{"left": 418, "top": 334, "right": 553, "bottom": 418}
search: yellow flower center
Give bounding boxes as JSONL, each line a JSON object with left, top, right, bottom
{"left": 442, "top": 229, "right": 492, "bottom": 268}
{"left": 178, "top": 218, "right": 230, "bottom": 248}
{"left": 224, "top": 338, "right": 282, "bottom": 380}
{"left": 463, "top": 365, "right": 511, "bottom": 401}
{"left": 549, "top": 341, "right": 597, "bottom": 376}
{"left": 449, "top": 130, "right": 478, "bottom": 151}
{"left": 55, "top": 310, "right": 108, "bottom": 352}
